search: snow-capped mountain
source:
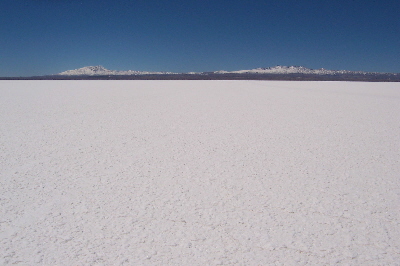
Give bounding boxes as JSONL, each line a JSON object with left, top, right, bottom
{"left": 58, "top": 66, "right": 175, "bottom": 76}
{"left": 56, "top": 65, "right": 397, "bottom": 78}
{"left": 213, "top": 66, "right": 371, "bottom": 75}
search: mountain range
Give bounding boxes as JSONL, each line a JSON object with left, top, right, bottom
{"left": 58, "top": 65, "right": 174, "bottom": 76}
{"left": 58, "top": 65, "right": 392, "bottom": 76}
{"left": 2, "top": 65, "right": 399, "bottom": 81}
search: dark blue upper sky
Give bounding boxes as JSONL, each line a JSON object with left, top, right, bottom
{"left": 1, "top": 0, "right": 399, "bottom": 76}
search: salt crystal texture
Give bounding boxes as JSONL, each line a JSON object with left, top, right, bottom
{"left": 1, "top": 80, "right": 399, "bottom": 265}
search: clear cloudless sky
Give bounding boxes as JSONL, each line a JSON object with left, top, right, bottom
{"left": 1, "top": 0, "right": 399, "bottom": 76}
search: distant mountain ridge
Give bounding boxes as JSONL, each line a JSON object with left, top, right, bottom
{"left": 58, "top": 65, "right": 174, "bottom": 76}
{"left": 4, "top": 66, "right": 399, "bottom": 81}
{"left": 215, "top": 65, "right": 371, "bottom": 75}
{"left": 57, "top": 65, "right": 396, "bottom": 76}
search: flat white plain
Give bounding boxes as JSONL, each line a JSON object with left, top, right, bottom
{"left": 1, "top": 80, "right": 399, "bottom": 265}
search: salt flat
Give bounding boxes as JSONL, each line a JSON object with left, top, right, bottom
{"left": 1, "top": 80, "right": 399, "bottom": 265}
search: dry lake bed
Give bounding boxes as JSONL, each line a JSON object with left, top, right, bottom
{"left": 1, "top": 80, "right": 399, "bottom": 265}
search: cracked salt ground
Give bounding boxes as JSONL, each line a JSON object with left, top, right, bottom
{"left": 1, "top": 80, "right": 400, "bottom": 265}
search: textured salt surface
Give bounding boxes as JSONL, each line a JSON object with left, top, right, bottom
{"left": 1, "top": 80, "right": 399, "bottom": 265}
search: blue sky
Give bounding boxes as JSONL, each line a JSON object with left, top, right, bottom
{"left": 1, "top": 0, "right": 399, "bottom": 76}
